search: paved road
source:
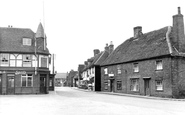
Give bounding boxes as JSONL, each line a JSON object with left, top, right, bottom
{"left": 0, "top": 87, "right": 185, "bottom": 115}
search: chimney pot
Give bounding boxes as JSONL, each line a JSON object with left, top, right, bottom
{"left": 134, "top": 26, "right": 142, "bottom": 38}
{"left": 105, "top": 43, "right": 109, "bottom": 52}
{"left": 109, "top": 41, "right": 114, "bottom": 54}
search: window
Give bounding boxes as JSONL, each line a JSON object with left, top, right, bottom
{"left": 156, "top": 80, "right": 163, "bottom": 91}
{"left": 23, "top": 55, "right": 32, "bottom": 67}
{"left": 17, "top": 54, "right": 22, "bottom": 67}
{"left": 32, "top": 55, "right": 37, "bottom": 67}
{"left": 156, "top": 60, "right": 163, "bottom": 70}
{"left": 117, "top": 65, "right": 121, "bottom": 74}
{"left": 117, "top": 81, "right": 122, "bottom": 90}
{"left": 23, "top": 38, "right": 32, "bottom": 46}
{"left": 104, "top": 82, "right": 108, "bottom": 90}
{"left": 133, "top": 63, "right": 139, "bottom": 72}
{"left": 130, "top": 79, "right": 139, "bottom": 91}
{"left": 21, "top": 74, "right": 33, "bottom": 87}
{"left": 104, "top": 68, "right": 108, "bottom": 74}
{"left": 0, "top": 54, "right": 9, "bottom": 66}
{"left": 10, "top": 54, "right": 16, "bottom": 67}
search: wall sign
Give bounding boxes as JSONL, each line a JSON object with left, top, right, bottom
{"left": 15, "top": 71, "right": 26, "bottom": 75}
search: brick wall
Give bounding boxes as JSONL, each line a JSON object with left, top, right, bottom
{"left": 101, "top": 56, "right": 173, "bottom": 98}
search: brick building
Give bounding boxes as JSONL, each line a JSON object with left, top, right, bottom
{"left": 81, "top": 42, "right": 113, "bottom": 91}
{"left": 0, "top": 23, "right": 51, "bottom": 95}
{"left": 100, "top": 7, "right": 185, "bottom": 98}
{"left": 66, "top": 70, "right": 78, "bottom": 87}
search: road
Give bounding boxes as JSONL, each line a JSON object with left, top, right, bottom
{"left": 0, "top": 87, "right": 185, "bottom": 115}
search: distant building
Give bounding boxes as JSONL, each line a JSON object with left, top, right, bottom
{"left": 55, "top": 73, "right": 67, "bottom": 87}
{"left": 101, "top": 7, "right": 185, "bottom": 98}
{"left": 66, "top": 70, "right": 78, "bottom": 87}
{"left": 0, "top": 23, "right": 51, "bottom": 95}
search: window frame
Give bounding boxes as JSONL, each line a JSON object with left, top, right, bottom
{"left": 21, "top": 74, "right": 33, "bottom": 87}
{"left": 117, "top": 81, "right": 122, "bottom": 90}
{"left": 23, "top": 55, "right": 32, "bottom": 67}
{"left": 23, "top": 38, "right": 32, "bottom": 46}
{"left": 104, "top": 67, "right": 108, "bottom": 75}
{"left": 155, "top": 80, "right": 163, "bottom": 91}
{"left": 0, "top": 53, "right": 9, "bottom": 66}
{"left": 117, "top": 65, "right": 121, "bottom": 74}
{"left": 133, "top": 63, "right": 139, "bottom": 73}
{"left": 130, "top": 78, "right": 139, "bottom": 91}
{"left": 104, "top": 82, "right": 108, "bottom": 90}
{"left": 156, "top": 60, "right": 163, "bottom": 71}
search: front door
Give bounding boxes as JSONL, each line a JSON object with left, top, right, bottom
{"left": 7, "top": 74, "right": 15, "bottom": 95}
{"left": 144, "top": 79, "right": 150, "bottom": 96}
{"left": 110, "top": 79, "right": 115, "bottom": 92}
{"left": 0, "top": 75, "right": 2, "bottom": 94}
{"left": 40, "top": 74, "right": 46, "bottom": 94}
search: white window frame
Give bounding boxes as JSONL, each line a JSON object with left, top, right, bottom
{"left": 0, "top": 53, "right": 9, "bottom": 66}
{"left": 130, "top": 78, "right": 139, "bottom": 91}
{"left": 23, "top": 38, "right": 32, "bottom": 46}
{"left": 133, "top": 63, "right": 139, "bottom": 73}
{"left": 23, "top": 55, "right": 32, "bottom": 67}
{"left": 117, "top": 81, "right": 122, "bottom": 90}
{"left": 104, "top": 68, "right": 108, "bottom": 74}
{"left": 156, "top": 80, "right": 163, "bottom": 91}
{"left": 117, "top": 65, "right": 121, "bottom": 74}
{"left": 156, "top": 60, "right": 163, "bottom": 70}
{"left": 21, "top": 74, "right": 33, "bottom": 87}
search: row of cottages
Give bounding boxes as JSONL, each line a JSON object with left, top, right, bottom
{"left": 82, "top": 42, "right": 114, "bottom": 91}
{"left": 100, "top": 7, "right": 185, "bottom": 98}
{"left": 0, "top": 23, "right": 54, "bottom": 95}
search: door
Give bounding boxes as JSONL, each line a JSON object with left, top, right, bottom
{"left": 110, "top": 79, "right": 115, "bottom": 92}
{"left": 7, "top": 75, "right": 15, "bottom": 95}
{"left": 144, "top": 79, "right": 150, "bottom": 96}
{"left": 40, "top": 74, "right": 46, "bottom": 94}
{"left": 0, "top": 75, "right": 2, "bottom": 94}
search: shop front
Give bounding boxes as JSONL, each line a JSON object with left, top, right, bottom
{"left": 0, "top": 70, "right": 49, "bottom": 95}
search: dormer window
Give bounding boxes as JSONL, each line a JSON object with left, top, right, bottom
{"left": 23, "top": 38, "right": 32, "bottom": 46}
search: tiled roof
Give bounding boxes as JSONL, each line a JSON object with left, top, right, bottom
{"left": 0, "top": 27, "right": 49, "bottom": 54}
{"left": 35, "top": 22, "right": 45, "bottom": 38}
{"left": 55, "top": 73, "right": 67, "bottom": 78}
{"left": 101, "top": 27, "right": 172, "bottom": 66}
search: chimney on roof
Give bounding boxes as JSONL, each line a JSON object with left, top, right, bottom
{"left": 109, "top": 41, "right": 114, "bottom": 54}
{"left": 133, "top": 26, "right": 142, "bottom": 38}
{"left": 84, "top": 61, "right": 88, "bottom": 66}
{"left": 172, "top": 7, "right": 185, "bottom": 52}
{"left": 93, "top": 49, "right": 100, "bottom": 56}
{"left": 104, "top": 43, "right": 109, "bottom": 52}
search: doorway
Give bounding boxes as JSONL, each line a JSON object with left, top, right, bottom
{"left": 40, "top": 74, "right": 47, "bottom": 94}
{"left": 7, "top": 74, "right": 15, "bottom": 94}
{"left": 144, "top": 79, "right": 150, "bottom": 96}
{"left": 110, "top": 79, "right": 115, "bottom": 92}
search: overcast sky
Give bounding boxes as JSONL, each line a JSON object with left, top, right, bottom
{"left": 0, "top": 0, "right": 185, "bottom": 73}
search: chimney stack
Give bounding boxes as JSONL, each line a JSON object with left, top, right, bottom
{"left": 134, "top": 26, "right": 142, "bottom": 38}
{"left": 173, "top": 7, "right": 185, "bottom": 52}
{"left": 109, "top": 41, "right": 114, "bottom": 54}
{"left": 104, "top": 43, "right": 109, "bottom": 52}
{"left": 93, "top": 49, "right": 100, "bottom": 56}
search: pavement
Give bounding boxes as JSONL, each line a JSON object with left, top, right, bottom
{"left": 72, "top": 87, "right": 185, "bottom": 101}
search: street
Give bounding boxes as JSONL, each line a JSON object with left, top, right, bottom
{"left": 0, "top": 87, "right": 185, "bottom": 115}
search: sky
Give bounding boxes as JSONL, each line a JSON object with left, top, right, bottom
{"left": 0, "top": 0, "right": 185, "bottom": 73}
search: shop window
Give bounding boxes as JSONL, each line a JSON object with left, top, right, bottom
{"left": 156, "top": 80, "right": 163, "bottom": 91}
{"left": 23, "top": 55, "right": 32, "bottom": 67}
{"left": 117, "top": 81, "right": 122, "bottom": 90}
{"left": 133, "top": 63, "right": 139, "bottom": 73}
{"left": 156, "top": 60, "right": 163, "bottom": 70}
{"left": 21, "top": 74, "right": 33, "bottom": 87}
{"left": 104, "top": 82, "right": 108, "bottom": 90}
{"left": 0, "top": 54, "right": 9, "bottom": 66}
{"left": 130, "top": 78, "right": 139, "bottom": 91}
